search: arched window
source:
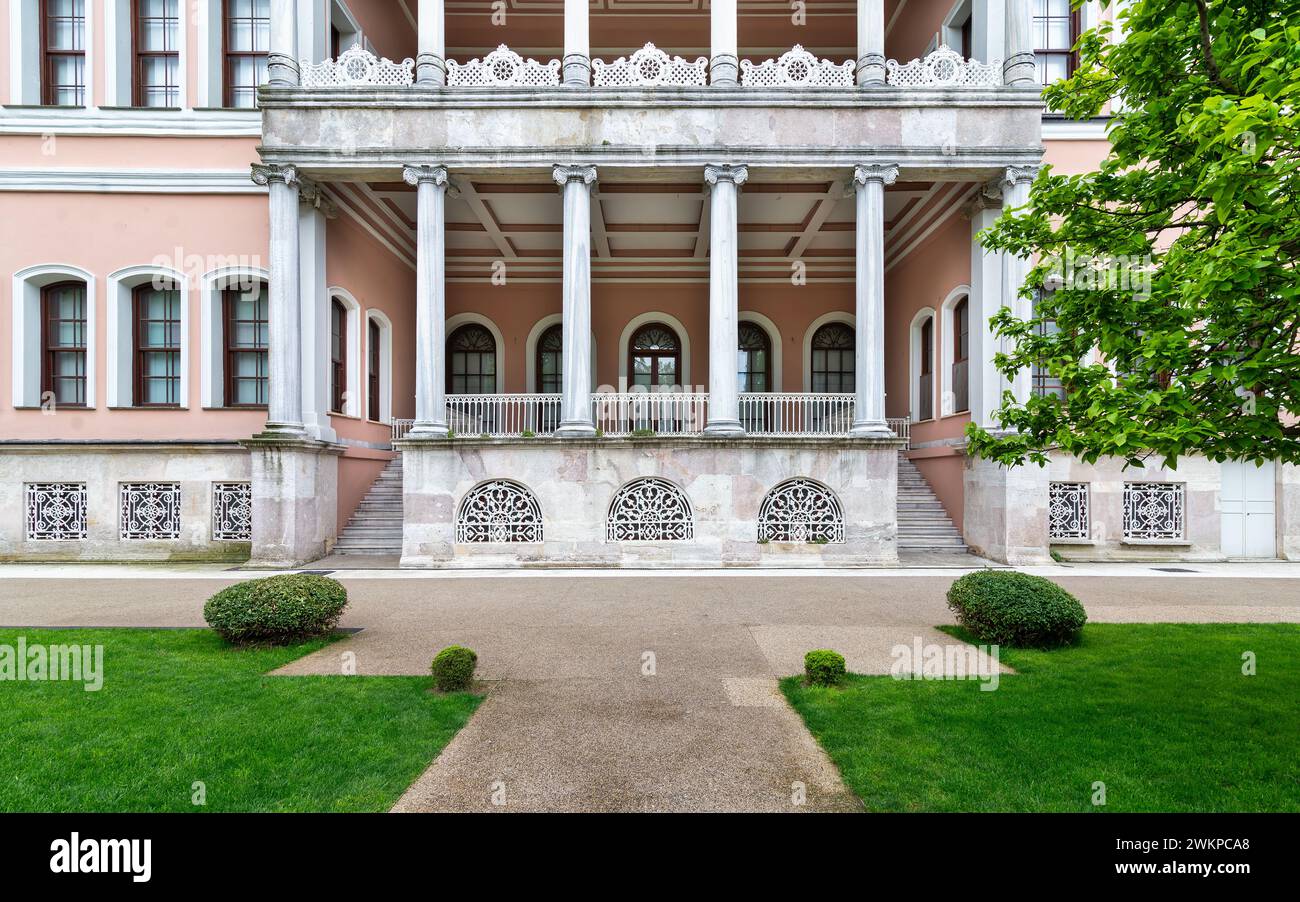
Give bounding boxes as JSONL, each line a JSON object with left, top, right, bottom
{"left": 223, "top": 281, "right": 269, "bottom": 408}
{"left": 810, "top": 322, "right": 854, "bottom": 393}
{"left": 952, "top": 296, "right": 969, "bottom": 413}
{"left": 628, "top": 323, "right": 681, "bottom": 389}
{"left": 606, "top": 478, "right": 694, "bottom": 542}
{"left": 738, "top": 321, "right": 771, "bottom": 393}
{"left": 133, "top": 281, "right": 181, "bottom": 407}
{"left": 42, "top": 281, "right": 89, "bottom": 407}
{"left": 367, "top": 318, "right": 381, "bottom": 421}
{"left": 447, "top": 323, "right": 497, "bottom": 394}
{"left": 330, "top": 297, "right": 348, "bottom": 413}
{"left": 757, "top": 478, "right": 845, "bottom": 544}
{"left": 536, "top": 323, "right": 562, "bottom": 394}
{"left": 918, "top": 315, "right": 935, "bottom": 421}
{"left": 456, "top": 480, "right": 544, "bottom": 543}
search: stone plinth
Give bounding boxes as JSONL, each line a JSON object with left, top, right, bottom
{"left": 242, "top": 434, "right": 343, "bottom": 567}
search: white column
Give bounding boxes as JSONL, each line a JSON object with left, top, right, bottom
{"left": 252, "top": 163, "right": 304, "bottom": 434}
{"left": 703, "top": 164, "right": 747, "bottom": 436}
{"left": 267, "top": 0, "right": 300, "bottom": 87}
{"left": 710, "top": 0, "right": 738, "bottom": 87}
{"left": 968, "top": 183, "right": 1005, "bottom": 429}
{"left": 298, "top": 179, "right": 337, "bottom": 443}
{"left": 856, "top": 0, "right": 885, "bottom": 86}
{"left": 417, "top": 0, "right": 447, "bottom": 86}
{"left": 553, "top": 165, "right": 598, "bottom": 437}
{"left": 971, "top": 0, "right": 1007, "bottom": 65}
{"left": 1000, "top": 166, "right": 1039, "bottom": 407}
{"left": 563, "top": 0, "right": 591, "bottom": 86}
{"left": 403, "top": 164, "right": 450, "bottom": 437}
{"left": 1003, "top": 0, "right": 1036, "bottom": 86}
{"left": 850, "top": 163, "right": 897, "bottom": 438}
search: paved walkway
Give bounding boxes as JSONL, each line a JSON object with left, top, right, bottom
{"left": 2, "top": 566, "right": 1297, "bottom": 811}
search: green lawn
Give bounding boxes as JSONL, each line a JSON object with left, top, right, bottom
{"left": 0, "top": 629, "right": 481, "bottom": 812}
{"left": 781, "top": 623, "right": 1300, "bottom": 812}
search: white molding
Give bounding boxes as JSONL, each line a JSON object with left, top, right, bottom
{"left": 909, "top": 306, "right": 937, "bottom": 422}
{"left": 616, "top": 311, "right": 693, "bottom": 391}
{"left": 445, "top": 312, "right": 506, "bottom": 393}
{"left": 365, "top": 308, "right": 393, "bottom": 424}
{"left": 800, "top": 311, "right": 854, "bottom": 392}
{"left": 327, "top": 286, "right": 364, "bottom": 418}
{"left": 106, "top": 264, "right": 191, "bottom": 409}
{"left": 937, "top": 284, "right": 971, "bottom": 417}
{"left": 738, "top": 310, "right": 783, "bottom": 393}
{"left": 0, "top": 107, "right": 262, "bottom": 136}
{"left": 523, "top": 312, "right": 597, "bottom": 394}
{"left": 11, "top": 264, "right": 97, "bottom": 409}
{"left": 0, "top": 168, "right": 265, "bottom": 193}
{"left": 200, "top": 266, "right": 270, "bottom": 408}
{"left": 1042, "top": 117, "right": 1112, "bottom": 140}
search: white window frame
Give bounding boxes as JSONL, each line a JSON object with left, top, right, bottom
{"left": 800, "top": 311, "right": 854, "bottom": 393}
{"left": 523, "top": 312, "right": 598, "bottom": 394}
{"left": 10, "top": 0, "right": 97, "bottom": 106}
{"left": 11, "top": 263, "right": 97, "bottom": 409}
{"left": 938, "top": 284, "right": 972, "bottom": 417}
{"left": 200, "top": 265, "right": 269, "bottom": 409}
{"left": 738, "top": 311, "right": 783, "bottom": 394}
{"left": 909, "top": 307, "right": 937, "bottom": 422}
{"left": 107, "top": 264, "right": 190, "bottom": 408}
{"left": 327, "top": 287, "right": 362, "bottom": 418}
{"left": 365, "top": 308, "right": 393, "bottom": 424}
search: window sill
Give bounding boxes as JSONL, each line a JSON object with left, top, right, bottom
{"left": 1121, "top": 538, "right": 1191, "bottom": 547}
{"left": 202, "top": 405, "right": 268, "bottom": 412}
{"left": 108, "top": 405, "right": 189, "bottom": 411}
{"left": 1049, "top": 538, "right": 1095, "bottom": 546}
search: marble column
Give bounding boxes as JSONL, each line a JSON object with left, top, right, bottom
{"left": 1001, "top": 165, "right": 1039, "bottom": 406}
{"left": 710, "top": 0, "right": 739, "bottom": 86}
{"left": 252, "top": 163, "right": 304, "bottom": 435}
{"left": 967, "top": 181, "right": 1006, "bottom": 430}
{"left": 554, "top": 164, "right": 598, "bottom": 438}
{"left": 297, "top": 178, "right": 338, "bottom": 442}
{"left": 417, "top": 0, "right": 447, "bottom": 85}
{"left": 703, "top": 164, "right": 747, "bottom": 436}
{"left": 267, "top": 0, "right": 300, "bottom": 87}
{"left": 850, "top": 163, "right": 897, "bottom": 438}
{"left": 856, "top": 0, "right": 885, "bottom": 86}
{"left": 1003, "top": 0, "right": 1037, "bottom": 86}
{"left": 563, "top": 0, "right": 591, "bottom": 86}
{"left": 403, "top": 164, "right": 450, "bottom": 437}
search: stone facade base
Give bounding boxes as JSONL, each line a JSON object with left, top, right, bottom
{"left": 242, "top": 434, "right": 342, "bottom": 568}
{"left": 397, "top": 437, "right": 902, "bottom": 568}
{"left": 0, "top": 442, "right": 252, "bottom": 562}
{"left": 962, "top": 453, "right": 1052, "bottom": 565}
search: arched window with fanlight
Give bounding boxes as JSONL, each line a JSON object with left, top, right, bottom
{"left": 536, "top": 323, "right": 562, "bottom": 394}
{"left": 738, "top": 322, "right": 772, "bottom": 393}
{"left": 810, "top": 322, "right": 854, "bottom": 393}
{"left": 447, "top": 323, "right": 497, "bottom": 394}
{"left": 951, "top": 296, "right": 969, "bottom": 413}
{"left": 628, "top": 323, "right": 680, "bottom": 389}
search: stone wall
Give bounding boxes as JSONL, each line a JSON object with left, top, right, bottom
{"left": 0, "top": 442, "right": 252, "bottom": 562}
{"left": 398, "top": 437, "right": 901, "bottom": 568}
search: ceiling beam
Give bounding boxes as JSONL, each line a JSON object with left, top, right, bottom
{"left": 456, "top": 178, "right": 518, "bottom": 260}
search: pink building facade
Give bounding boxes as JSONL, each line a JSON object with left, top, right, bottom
{"left": 4, "top": 0, "right": 1297, "bottom": 566}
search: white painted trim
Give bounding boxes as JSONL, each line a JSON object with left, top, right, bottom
{"left": 327, "top": 286, "right": 364, "bottom": 418}
{"left": 9, "top": 0, "right": 25, "bottom": 105}
{"left": 85, "top": 0, "right": 97, "bottom": 109}
{"left": 937, "top": 284, "right": 971, "bottom": 417}
{"left": 11, "top": 264, "right": 97, "bottom": 409}
{"left": 0, "top": 169, "right": 264, "bottom": 193}
{"left": 106, "top": 265, "right": 191, "bottom": 408}
{"left": 1042, "top": 118, "right": 1112, "bottom": 140}
{"left": 200, "top": 266, "right": 270, "bottom": 408}
{"left": 365, "top": 308, "right": 394, "bottom": 424}
{"left": 738, "top": 310, "right": 783, "bottom": 393}
{"left": 0, "top": 107, "right": 262, "bottom": 135}
{"left": 445, "top": 312, "right": 506, "bottom": 393}
{"left": 616, "top": 311, "right": 693, "bottom": 391}
{"left": 800, "top": 311, "right": 854, "bottom": 392}
{"left": 909, "top": 306, "right": 937, "bottom": 422}
{"left": 523, "top": 312, "right": 597, "bottom": 394}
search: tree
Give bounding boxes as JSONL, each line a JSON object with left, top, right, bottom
{"left": 969, "top": 0, "right": 1300, "bottom": 470}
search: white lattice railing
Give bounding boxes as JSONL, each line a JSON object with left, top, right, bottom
{"left": 593, "top": 43, "right": 709, "bottom": 87}
{"left": 887, "top": 418, "right": 910, "bottom": 448}
{"left": 446, "top": 45, "right": 561, "bottom": 87}
{"left": 592, "top": 392, "right": 709, "bottom": 436}
{"left": 885, "top": 45, "right": 1002, "bottom": 88}
{"left": 740, "top": 46, "right": 855, "bottom": 88}
{"left": 446, "top": 394, "right": 563, "bottom": 437}
{"left": 299, "top": 44, "right": 414, "bottom": 87}
{"left": 739, "top": 393, "right": 855, "bottom": 436}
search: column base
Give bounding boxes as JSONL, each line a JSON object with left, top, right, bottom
{"left": 416, "top": 53, "right": 447, "bottom": 86}
{"left": 962, "top": 453, "right": 1051, "bottom": 565}
{"left": 562, "top": 54, "right": 591, "bottom": 86}
{"left": 855, "top": 54, "right": 885, "bottom": 86}
{"left": 849, "top": 420, "right": 895, "bottom": 439}
{"left": 266, "top": 53, "right": 300, "bottom": 87}
{"left": 262, "top": 420, "right": 308, "bottom": 438}
{"left": 709, "top": 54, "right": 739, "bottom": 86}
{"left": 241, "top": 434, "right": 343, "bottom": 567}
{"left": 1002, "top": 53, "right": 1039, "bottom": 87}
{"left": 703, "top": 419, "right": 745, "bottom": 437}
{"left": 555, "top": 421, "right": 597, "bottom": 439}
{"left": 406, "top": 422, "right": 450, "bottom": 439}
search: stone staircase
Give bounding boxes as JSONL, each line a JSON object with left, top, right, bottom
{"left": 896, "top": 454, "right": 969, "bottom": 554}
{"left": 332, "top": 457, "right": 403, "bottom": 556}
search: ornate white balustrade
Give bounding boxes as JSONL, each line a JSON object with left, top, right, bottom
{"left": 592, "top": 392, "right": 710, "bottom": 436}
{"left": 884, "top": 45, "right": 1002, "bottom": 88}
{"left": 446, "top": 394, "right": 563, "bottom": 437}
{"left": 299, "top": 44, "right": 415, "bottom": 87}
{"left": 740, "top": 46, "right": 855, "bottom": 88}
{"left": 739, "top": 393, "right": 855, "bottom": 436}
{"left": 446, "top": 45, "right": 561, "bottom": 87}
{"left": 592, "top": 44, "right": 709, "bottom": 87}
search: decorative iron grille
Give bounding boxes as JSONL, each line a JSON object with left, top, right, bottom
{"left": 1048, "top": 482, "right": 1089, "bottom": 540}
{"left": 1123, "top": 482, "right": 1185, "bottom": 541}
{"left": 456, "top": 480, "right": 544, "bottom": 543}
{"left": 757, "top": 478, "right": 845, "bottom": 544}
{"left": 25, "top": 483, "right": 88, "bottom": 540}
{"left": 212, "top": 482, "right": 252, "bottom": 541}
{"left": 606, "top": 478, "right": 694, "bottom": 542}
{"left": 120, "top": 482, "right": 181, "bottom": 540}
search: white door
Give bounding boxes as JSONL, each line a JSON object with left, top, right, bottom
{"left": 1221, "top": 460, "right": 1276, "bottom": 558}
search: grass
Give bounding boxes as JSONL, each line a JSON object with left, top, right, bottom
{"left": 781, "top": 623, "right": 1300, "bottom": 812}
{"left": 0, "top": 629, "right": 482, "bottom": 812}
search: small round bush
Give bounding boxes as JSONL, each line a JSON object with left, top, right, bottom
{"left": 946, "top": 570, "right": 1087, "bottom": 648}
{"left": 804, "top": 649, "right": 847, "bottom": 687}
{"left": 204, "top": 574, "right": 348, "bottom": 646}
{"left": 431, "top": 645, "right": 478, "bottom": 692}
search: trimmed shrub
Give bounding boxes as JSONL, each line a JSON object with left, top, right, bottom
{"left": 804, "top": 649, "right": 847, "bottom": 687}
{"left": 946, "top": 570, "right": 1087, "bottom": 648}
{"left": 204, "top": 574, "right": 348, "bottom": 646}
{"left": 431, "top": 645, "right": 478, "bottom": 692}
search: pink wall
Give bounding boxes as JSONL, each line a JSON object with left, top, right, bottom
{"left": 1044, "top": 140, "right": 1111, "bottom": 175}
{"left": 887, "top": 0, "right": 953, "bottom": 62}
{"left": 346, "top": 0, "right": 418, "bottom": 60}
{"left": 0, "top": 135, "right": 261, "bottom": 168}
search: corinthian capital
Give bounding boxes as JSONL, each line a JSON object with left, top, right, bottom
{"left": 250, "top": 163, "right": 298, "bottom": 188}
{"left": 298, "top": 178, "right": 337, "bottom": 218}
{"left": 553, "top": 164, "right": 597, "bottom": 187}
{"left": 402, "top": 164, "right": 449, "bottom": 188}
{"left": 703, "top": 164, "right": 749, "bottom": 187}
{"left": 853, "top": 164, "right": 899, "bottom": 188}
{"left": 1002, "top": 165, "right": 1041, "bottom": 189}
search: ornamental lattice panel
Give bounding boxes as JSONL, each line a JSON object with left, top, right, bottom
{"left": 1048, "top": 482, "right": 1090, "bottom": 540}
{"left": 757, "top": 478, "right": 846, "bottom": 543}
{"left": 446, "top": 45, "right": 561, "bottom": 87}
{"left": 592, "top": 44, "right": 709, "bottom": 87}
{"left": 120, "top": 482, "right": 182, "bottom": 540}
{"left": 456, "top": 480, "right": 544, "bottom": 543}
{"left": 606, "top": 478, "right": 694, "bottom": 542}
{"left": 212, "top": 482, "right": 252, "bottom": 541}
{"left": 299, "top": 44, "right": 415, "bottom": 86}
{"left": 884, "top": 45, "right": 1002, "bottom": 88}
{"left": 1123, "top": 482, "right": 1185, "bottom": 541}
{"left": 25, "top": 483, "right": 88, "bottom": 540}
{"left": 740, "top": 46, "right": 856, "bottom": 88}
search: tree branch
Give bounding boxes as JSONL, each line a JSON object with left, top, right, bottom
{"left": 1195, "top": 0, "right": 1239, "bottom": 95}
